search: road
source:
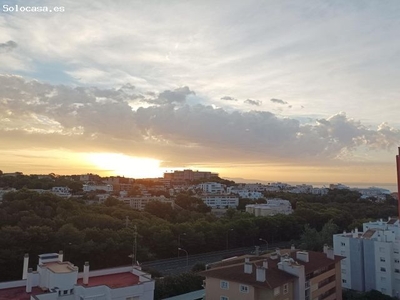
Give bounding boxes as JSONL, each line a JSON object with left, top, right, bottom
{"left": 141, "top": 241, "right": 290, "bottom": 275}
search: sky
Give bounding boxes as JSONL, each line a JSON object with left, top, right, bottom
{"left": 1, "top": 0, "right": 400, "bottom": 185}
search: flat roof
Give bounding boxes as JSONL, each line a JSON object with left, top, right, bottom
{"left": 0, "top": 286, "right": 42, "bottom": 300}
{"left": 44, "top": 262, "right": 76, "bottom": 274}
{"left": 77, "top": 272, "right": 139, "bottom": 288}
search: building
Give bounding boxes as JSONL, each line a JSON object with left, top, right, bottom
{"left": 245, "top": 199, "right": 293, "bottom": 217}
{"left": 198, "top": 182, "right": 226, "bottom": 194}
{"left": 0, "top": 188, "right": 16, "bottom": 202}
{"left": 200, "top": 247, "right": 343, "bottom": 300}
{"left": 83, "top": 184, "right": 113, "bottom": 192}
{"left": 120, "top": 195, "right": 174, "bottom": 211}
{"left": 51, "top": 187, "right": 72, "bottom": 198}
{"left": 333, "top": 218, "right": 400, "bottom": 297}
{"left": 0, "top": 252, "right": 154, "bottom": 300}
{"left": 163, "top": 170, "right": 219, "bottom": 182}
{"left": 201, "top": 195, "right": 239, "bottom": 209}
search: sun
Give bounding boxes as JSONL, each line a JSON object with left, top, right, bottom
{"left": 86, "top": 153, "right": 163, "bottom": 178}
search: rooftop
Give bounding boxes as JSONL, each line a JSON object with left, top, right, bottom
{"left": 200, "top": 249, "right": 342, "bottom": 289}
{"left": 77, "top": 272, "right": 139, "bottom": 288}
{"left": 43, "top": 261, "right": 76, "bottom": 274}
{"left": 0, "top": 286, "right": 42, "bottom": 300}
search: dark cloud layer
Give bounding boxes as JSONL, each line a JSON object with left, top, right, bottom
{"left": 244, "top": 99, "right": 262, "bottom": 106}
{"left": 1, "top": 75, "right": 400, "bottom": 166}
{"left": 221, "top": 96, "right": 237, "bottom": 101}
{"left": 271, "top": 98, "right": 288, "bottom": 105}
{"left": 0, "top": 41, "right": 17, "bottom": 53}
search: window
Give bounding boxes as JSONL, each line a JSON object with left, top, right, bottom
{"left": 395, "top": 249, "right": 399, "bottom": 254}
{"left": 239, "top": 285, "right": 249, "bottom": 293}
{"left": 220, "top": 297, "right": 229, "bottom": 300}
{"left": 380, "top": 257, "right": 386, "bottom": 262}
{"left": 395, "top": 259, "right": 400, "bottom": 263}
{"left": 396, "top": 269, "right": 400, "bottom": 273}
{"left": 381, "top": 267, "right": 387, "bottom": 272}
{"left": 283, "top": 283, "right": 288, "bottom": 294}
{"left": 220, "top": 281, "right": 229, "bottom": 290}
{"left": 341, "top": 242, "right": 346, "bottom": 246}
{"left": 63, "top": 290, "right": 68, "bottom": 295}
{"left": 342, "top": 279, "right": 347, "bottom": 283}
{"left": 274, "top": 287, "right": 280, "bottom": 296}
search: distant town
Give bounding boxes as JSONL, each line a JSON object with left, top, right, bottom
{"left": 0, "top": 168, "right": 399, "bottom": 300}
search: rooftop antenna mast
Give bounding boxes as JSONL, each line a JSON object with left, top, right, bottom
{"left": 133, "top": 225, "right": 138, "bottom": 267}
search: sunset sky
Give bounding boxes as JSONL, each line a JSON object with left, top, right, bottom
{"left": 1, "top": 0, "right": 400, "bottom": 185}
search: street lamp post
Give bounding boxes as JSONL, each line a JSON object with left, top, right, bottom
{"left": 178, "top": 247, "right": 188, "bottom": 267}
{"left": 178, "top": 233, "right": 186, "bottom": 257}
{"left": 226, "top": 229, "right": 233, "bottom": 250}
{"left": 259, "top": 238, "right": 269, "bottom": 252}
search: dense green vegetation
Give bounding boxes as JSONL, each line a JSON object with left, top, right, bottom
{"left": 154, "top": 272, "right": 204, "bottom": 300}
{"left": 0, "top": 188, "right": 397, "bottom": 282}
{"left": 343, "top": 289, "right": 397, "bottom": 300}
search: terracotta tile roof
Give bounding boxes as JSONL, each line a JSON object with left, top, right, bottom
{"left": 77, "top": 272, "right": 139, "bottom": 288}
{"left": 0, "top": 286, "right": 42, "bottom": 300}
{"left": 200, "top": 261, "right": 296, "bottom": 289}
{"left": 200, "top": 249, "right": 343, "bottom": 289}
{"left": 0, "top": 273, "right": 140, "bottom": 300}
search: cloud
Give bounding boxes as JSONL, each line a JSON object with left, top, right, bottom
{"left": 1, "top": 75, "right": 400, "bottom": 167}
{"left": 244, "top": 99, "right": 262, "bottom": 106}
{"left": 221, "top": 96, "right": 237, "bottom": 101}
{"left": 0, "top": 41, "right": 17, "bottom": 53}
{"left": 270, "top": 98, "right": 288, "bottom": 105}
{"left": 147, "top": 86, "right": 195, "bottom": 105}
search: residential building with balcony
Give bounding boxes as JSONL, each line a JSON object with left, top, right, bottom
{"left": 201, "top": 195, "right": 239, "bottom": 209}
{"left": 333, "top": 217, "right": 400, "bottom": 298}
{"left": 200, "top": 247, "right": 343, "bottom": 300}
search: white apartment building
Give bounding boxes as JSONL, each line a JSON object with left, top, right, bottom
{"left": 201, "top": 195, "right": 239, "bottom": 209}
{"left": 0, "top": 252, "right": 154, "bottom": 300}
{"left": 333, "top": 218, "right": 400, "bottom": 298}
{"left": 198, "top": 182, "right": 226, "bottom": 194}
{"left": 83, "top": 184, "right": 113, "bottom": 192}
{"left": 227, "top": 187, "right": 264, "bottom": 199}
{"left": 245, "top": 199, "right": 293, "bottom": 217}
{"left": 51, "top": 187, "right": 72, "bottom": 198}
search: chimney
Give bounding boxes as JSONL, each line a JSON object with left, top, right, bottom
{"left": 22, "top": 253, "right": 29, "bottom": 280}
{"left": 26, "top": 268, "right": 33, "bottom": 293}
{"left": 326, "top": 248, "right": 335, "bottom": 260}
{"left": 323, "top": 244, "right": 329, "bottom": 254}
{"left": 255, "top": 246, "right": 260, "bottom": 256}
{"left": 244, "top": 258, "right": 252, "bottom": 274}
{"left": 256, "top": 266, "right": 266, "bottom": 282}
{"left": 83, "top": 262, "right": 90, "bottom": 285}
{"left": 397, "top": 147, "right": 400, "bottom": 218}
{"left": 296, "top": 251, "right": 309, "bottom": 263}
{"left": 276, "top": 248, "right": 281, "bottom": 256}
{"left": 263, "top": 259, "right": 268, "bottom": 269}
{"left": 58, "top": 250, "right": 63, "bottom": 262}
{"left": 291, "top": 244, "right": 295, "bottom": 251}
